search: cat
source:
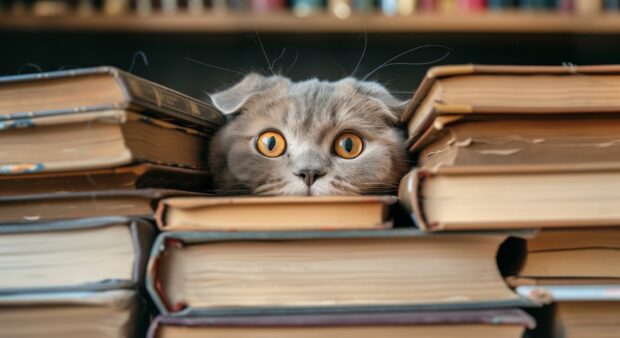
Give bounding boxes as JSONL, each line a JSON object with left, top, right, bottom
{"left": 208, "top": 73, "right": 409, "bottom": 196}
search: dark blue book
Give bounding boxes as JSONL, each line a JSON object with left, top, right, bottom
{"left": 488, "top": 0, "right": 515, "bottom": 9}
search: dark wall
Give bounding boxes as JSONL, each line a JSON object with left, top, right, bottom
{"left": 2, "top": 31, "right": 619, "bottom": 99}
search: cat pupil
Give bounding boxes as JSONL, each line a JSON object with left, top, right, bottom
{"left": 265, "top": 136, "right": 276, "bottom": 151}
{"left": 343, "top": 137, "right": 353, "bottom": 152}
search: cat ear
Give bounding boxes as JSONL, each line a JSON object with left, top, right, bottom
{"left": 348, "top": 79, "right": 408, "bottom": 123}
{"left": 209, "top": 73, "right": 288, "bottom": 115}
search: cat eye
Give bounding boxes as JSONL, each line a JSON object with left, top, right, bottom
{"left": 256, "top": 130, "right": 287, "bottom": 158}
{"left": 333, "top": 132, "right": 364, "bottom": 159}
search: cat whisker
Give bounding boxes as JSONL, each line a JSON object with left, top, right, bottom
{"left": 185, "top": 57, "right": 245, "bottom": 76}
{"left": 362, "top": 45, "right": 453, "bottom": 81}
{"left": 351, "top": 31, "right": 368, "bottom": 77}
{"left": 255, "top": 32, "right": 274, "bottom": 75}
{"left": 254, "top": 181, "right": 287, "bottom": 194}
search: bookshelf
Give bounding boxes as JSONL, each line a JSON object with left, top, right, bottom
{"left": 2, "top": 12, "right": 620, "bottom": 33}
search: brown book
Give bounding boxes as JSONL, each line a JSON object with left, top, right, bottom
{"left": 554, "top": 301, "right": 620, "bottom": 338}
{"left": 399, "top": 165, "right": 620, "bottom": 231}
{"left": 0, "top": 189, "right": 200, "bottom": 224}
{"left": 0, "top": 163, "right": 211, "bottom": 196}
{"left": 402, "top": 64, "right": 620, "bottom": 151}
{"left": 148, "top": 310, "right": 535, "bottom": 338}
{"left": 1, "top": 109, "right": 212, "bottom": 174}
{"left": 0, "top": 66, "right": 225, "bottom": 174}
{"left": 0, "top": 290, "right": 142, "bottom": 338}
{"left": 156, "top": 196, "right": 396, "bottom": 231}
{"left": 418, "top": 118, "right": 620, "bottom": 168}
{"left": 146, "top": 230, "right": 529, "bottom": 316}
{"left": 502, "top": 228, "right": 620, "bottom": 288}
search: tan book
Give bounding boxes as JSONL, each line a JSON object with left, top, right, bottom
{"left": 0, "top": 290, "right": 141, "bottom": 338}
{"left": 0, "top": 189, "right": 198, "bottom": 224}
{"left": 156, "top": 196, "right": 396, "bottom": 231}
{"left": 504, "top": 228, "right": 620, "bottom": 288}
{"left": 555, "top": 301, "right": 620, "bottom": 338}
{"left": 402, "top": 64, "right": 620, "bottom": 151}
{"left": 418, "top": 118, "right": 620, "bottom": 168}
{"left": 0, "top": 163, "right": 211, "bottom": 196}
{"left": 148, "top": 310, "right": 535, "bottom": 338}
{"left": 0, "top": 66, "right": 224, "bottom": 175}
{"left": 1, "top": 109, "right": 209, "bottom": 174}
{"left": 146, "top": 230, "right": 529, "bottom": 315}
{"left": 399, "top": 165, "right": 620, "bottom": 231}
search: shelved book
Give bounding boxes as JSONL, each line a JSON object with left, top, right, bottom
{"left": 0, "top": 290, "right": 144, "bottom": 338}
{"left": 399, "top": 165, "right": 620, "bottom": 231}
{"left": 156, "top": 195, "right": 397, "bottom": 231}
{"left": 402, "top": 64, "right": 620, "bottom": 156}
{"left": 0, "top": 189, "right": 199, "bottom": 224}
{"left": 147, "top": 310, "right": 535, "bottom": 338}
{"left": 516, "top": 285, "right": 620, "bottom": 338}
{"left": 0, "top": 66, "right": 225, "bottom": 174}
{"left": 146, "top": 229, "right": 533, "bottom": 316}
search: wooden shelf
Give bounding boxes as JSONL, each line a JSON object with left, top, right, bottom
{"left": 2, "top": 12, "right": 620, "bottom": 33}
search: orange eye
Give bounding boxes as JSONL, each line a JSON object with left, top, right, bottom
{"left": 256, "top": 131, "right": 287, "bottom": 158}
{"left": 334, "top": 132, "right": 364, "bottom": 159}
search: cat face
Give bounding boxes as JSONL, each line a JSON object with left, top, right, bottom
{"left": 209, "top": 73, "right": 409, "bottom": 196}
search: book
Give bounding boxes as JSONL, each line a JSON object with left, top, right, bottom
{"left": 516, "top": 285, "right": 620, "bottom": 338}
{"left": 0, "top": 66, "right": 223, "bottom": 129}
{"left": 148, "top": 309, "right": 535, "bottom": 338}
{"left": 146, "top": 229, "right": 532, "bottom": 316}
{"left": 401, "top": 64, "right": 620, "bottom": 150}
{"left": 0, "top": 290, "right": 143, "bottom": 338}
{"left": 0, "top": 217, "right": 153, "bottom": 293}
{"left": 458, "top": 0, "right": 486, "bottom": 11}
{"left": 605, "top": 0, "right": 619, "bottom": 10}
{"left": 488, "top": 0, "right": 514, "bottom": 10}
{"left": 0, "top": 163, "right": 212, "bottom": 196}
{"left": 574, "top": 0, "right": 602, "bottom": 14}
{"left": 329, "top": 0, "right": 352, "bottom": 17}
{"left": 419, "top": 0, "right": 438, "bottom": 10}
{"left": 0, "top": 189, "right": 198, "bottom": 224}
{"left": 506, "top": 228, "right": 620, "bottom": 285}
{"left": 156, "top": 195, "right": 396, "bottom": 231}
{"left": 399, "top": 165, "right": 620, "bottom": 231}
{"left": 292, "top": 0, "right": 324, "bottom": 16}
{"left": 250, "top": 0, "right": 285, "bottom": 11}
{"left": 417, "top": 118, "right": 620, "bottom": 168}
{"left": 1, "top": 108, "right": 212, "bottom": 175}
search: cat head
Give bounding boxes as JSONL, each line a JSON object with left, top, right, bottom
{"left": 208, "top": 73, "right": 409, "bottom": 196}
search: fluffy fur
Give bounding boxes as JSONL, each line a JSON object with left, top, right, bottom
{"left": 209, "top": 73, "right": 409, "bottom": 196}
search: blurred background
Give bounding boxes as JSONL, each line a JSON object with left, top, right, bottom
{"left": 1, "top": 0, "right": 620, "bottom": 99}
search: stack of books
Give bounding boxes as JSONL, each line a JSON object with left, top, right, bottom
{"left": 0, "top": 67, "right": 225, "bottom": 337}
{"left": 144, "top": 194, "right": 535, "bottom": 337}
{"left": 399, "top": 64, "right": 620, "bottom": 338}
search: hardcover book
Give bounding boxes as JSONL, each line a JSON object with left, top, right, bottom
{"left": 148, "top": 309, "right": 535, "bottom": 338}
{"left": 156, "top": 195, "right": 397, "bottom": 231}
{"left": 146, "top": 229, "right": 534, "bottom": 316}
{"left": 0, "top": 163, "right": 212, "bottom": 196}
{"left": 0, "top": 216, "right": 153, "bottom": 294}
{"left": 0, "top": 290, "right": 144, "bottom": 338}
{"left": 402, "top": 64, "right": 620, "bottom": 151}
{"left": 399, "top": 165, "right": 620, "bottom": 231}
{"left": 0, "top": 189, "right": 200, "bottom": 224}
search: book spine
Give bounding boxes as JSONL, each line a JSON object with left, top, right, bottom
{"left": 292, "top": 0, "right": 324, "bottom": 16}
{"left": 488, "top": 0, "right": 513, "bottom": 9}
{"left": 329, "top": 0, "right": 352, "bottom": 17}
{"left": 250, "top": 0, "right": 285, "bottom": 12}
{"left": 574, "top": 0, "right": 602, "bottom": 14}
{"left": 161, "top": 0, "right": 178, "bottom": 12}
{"left": 604, "top": 0, "right": 618, "bottom": 10}
{"left": 353, "top": 0, "right": 375, "bottom": 12}
{"left": 438, "top": 0, "right": 456, "bottom": 12}
{"left": 103, "top": 0, "right": 129, "bottom": 14}
{"left": 419, "top": 0, "right": 437, "bottom": 11}
{"left": 381, "top": 0, "right": 398, "bottom": 15}
{"left": 458, "top": 0, "right": 486, "bottom": 11}
{"left": 557, "top": 0, "right": 573, "bottom": 12}
{"left": 396, "top": 0, "right": 417, "bottom": 14}
{"left": 518, "top": 0, "right": 549, "bottom": 9}
{"left": 136, "top": 0, "right": 153, "bottom": 15}
{"left": 188, "top": 0, "right": 205, "bottom": 13}
{"left": 211, "top": 0, "right": 228, "bottom": 11}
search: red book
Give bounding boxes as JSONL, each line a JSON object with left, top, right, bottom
{"left": 458, "top": 0, "right": 486, "bottom": 11}
{"left": 250, "top": 0, "right": 286, "bottom": 11}
{"left": 420, "top": 0, "right": 438, "bottom": 11}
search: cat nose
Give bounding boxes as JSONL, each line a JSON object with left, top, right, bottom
{"left": 295, "top": 169, "right": 325, "bottom": 187}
